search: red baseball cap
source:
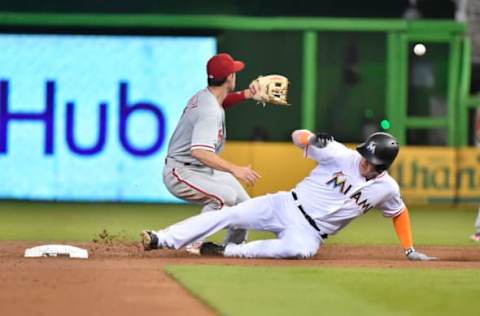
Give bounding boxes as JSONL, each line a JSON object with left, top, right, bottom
{"left": 207, "top": 53, "right": 245, "bottom": 79}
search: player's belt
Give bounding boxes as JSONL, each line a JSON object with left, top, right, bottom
{"left": 165, "top": 157, "right": 204, "bottom": 168}
{"left": 291, "top": 191, "right": 328, "bottom": 240}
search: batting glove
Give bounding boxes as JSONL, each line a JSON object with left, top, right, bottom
{"left": 308, "top": 132, "right": 334, "bottom": 148}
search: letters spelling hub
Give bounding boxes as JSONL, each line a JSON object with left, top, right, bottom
{"left": 0, "top": 80, "right": 166, "bottom": 157}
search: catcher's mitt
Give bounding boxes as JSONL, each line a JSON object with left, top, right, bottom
{"left": 249, "top": 74, "right": 289, "bottom": 106}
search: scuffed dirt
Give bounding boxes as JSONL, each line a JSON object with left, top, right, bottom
{"left": 1, "top": 241, "right": 479, "bottom": 316}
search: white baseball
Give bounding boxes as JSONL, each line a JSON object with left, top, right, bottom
{"left": 413, "top": 44, "right": 426, "bottom": 56}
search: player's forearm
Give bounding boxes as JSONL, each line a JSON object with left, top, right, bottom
{"left": 291, "top": 129, "right": 314, "bottom": 148}
{"left": 392, "top": 207, "right": 414, "bottom": 250}
{"left": 222, "top": 90, "right": 251, "bottom": 109}
{"left": 191, "top": 149, "right": 237, "bottom": 173}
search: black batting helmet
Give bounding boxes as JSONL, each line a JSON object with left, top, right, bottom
{"left": 356, "top": 132, "right": 399, "bottom": 172}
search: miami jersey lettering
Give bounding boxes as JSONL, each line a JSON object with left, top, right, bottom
{"left": 326, "top": 171, "right": 373, "bottom": 213}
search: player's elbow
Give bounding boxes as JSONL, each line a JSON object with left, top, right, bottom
{"left": 291, "top": 129, "right": 306, "bottom": 140}
{"left": 191, "top": 148, "right": 216, "bottom": 162}
{"left": 191, "top": 149, "right": 205, "bottom": 160}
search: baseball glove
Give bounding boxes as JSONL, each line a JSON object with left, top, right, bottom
{"left": 249, "top": 74, "right": 289, "bottom": 106}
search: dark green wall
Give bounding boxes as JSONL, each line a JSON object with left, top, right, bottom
{"left": 407, "top": 42, "right": 449, "bottom": 117}
{"left": 219, "top": 31, "right": 303, "bottom": 141}
{"left": 406, "top": 42, "right": 449, "bottom": 145}
{"left": 222, "top": 30, "right": 449, "bottom": 142}
{"left": 315, "top": 32, "right": 387, "bottom": 142}
{"left": 220, "top": 31, "right": 388, "bottom": 142}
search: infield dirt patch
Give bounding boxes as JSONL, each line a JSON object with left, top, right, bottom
{"left": 1, "top": 241, "right": 479, "bottom": 316}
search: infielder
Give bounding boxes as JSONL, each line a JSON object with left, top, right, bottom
{"left": 144, "top": 130, "right": 436, "bottom": 260}
{"left": 163, "top": 52, "right": 288, "bottom": 254}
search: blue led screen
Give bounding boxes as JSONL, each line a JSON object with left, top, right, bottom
{"left": 0, "top": 34, "right": 216, "bottom": 202}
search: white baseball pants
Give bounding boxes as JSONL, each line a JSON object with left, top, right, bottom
{"left": 154, "top": 191, "right": 324, "bottom": 259}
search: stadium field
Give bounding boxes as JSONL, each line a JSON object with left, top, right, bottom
{"left": 1, "top": 202, "right": 480, "bottom": 316}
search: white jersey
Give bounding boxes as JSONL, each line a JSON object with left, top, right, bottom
{"left": 166, "top": 88, "right": 226, "bottom": 165}
{"left": 293, "top": 141, "right": 405, "bottom": 235}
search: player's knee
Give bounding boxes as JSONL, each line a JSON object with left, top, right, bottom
{"left": 297, "top": 248, "right": 317, "bottom": 259}
{"left": 220, "top": 190, "right": 238, "bottom": 207}
{"left": 283, "top": 242, "right": 318, "bottom": 259}
{"left": 236, "top": 190, "right": 250, "bottom": 204}
{"left": 283, "top": 248, "right": 314, "bottom": 259}
{"left": 204, "top": 199, "right": 223, "bottom": 211}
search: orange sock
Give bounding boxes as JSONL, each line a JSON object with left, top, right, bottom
{"left": 392, "top": 208, "right": 413, "bottom": 250}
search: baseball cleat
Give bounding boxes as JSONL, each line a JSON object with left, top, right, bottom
{"left": 141, "top": 230, "right": 159, "bottom": 251}
{"left": 199, "top": 242, "right": 225, "bottom": 256}
{"left": 185, "top": 240, "right": 203, "bottom": 256}
{"left": 470, "top": 234, "right": 480, "bottom": 242}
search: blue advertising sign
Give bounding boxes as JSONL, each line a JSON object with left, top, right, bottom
{"left": 0, "top": 34, "right": 216, "bottom": 202}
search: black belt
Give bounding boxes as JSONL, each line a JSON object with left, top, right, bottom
{"left": 291, "top": 191, "right": 328, "bottom": 239}
{"left": 165, "top": 157, "right": 202, "bottom": 167}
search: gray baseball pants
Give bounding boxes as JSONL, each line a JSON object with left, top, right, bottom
{"left": 163, "top": 160, "right": 249, "bottom": 244}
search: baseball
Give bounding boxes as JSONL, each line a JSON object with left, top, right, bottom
{"left": 413, "top": 43, "right": 426, "bottom": 56}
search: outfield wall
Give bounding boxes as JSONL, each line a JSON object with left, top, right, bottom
{"left": 221, "top": 142, "right": 480, "bottom": 204}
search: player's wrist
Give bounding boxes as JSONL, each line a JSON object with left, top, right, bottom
{"left": 229, "top": 164, "right": 241, "bottom": 176}
{"left": 243, "top": 89, "right": 252, "bottom": 99}
{"left": 307, "top": 134, "right": 317, "bottom": 145}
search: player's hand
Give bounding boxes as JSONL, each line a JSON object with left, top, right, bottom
{"left": 308, "top": 132, "right": 334, "bottom": 148}
{"left": 405, "top": 248, "right": 437, "bottom": 261}
{"left": 232, "top": 165, "right": 261, "bottom": 186}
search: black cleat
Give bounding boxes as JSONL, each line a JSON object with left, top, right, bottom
{"left": 141, "top": 230, "right": 159, "bottom": 251}
{"left": 199, "top": 242, "right": 225, "bottom": 256}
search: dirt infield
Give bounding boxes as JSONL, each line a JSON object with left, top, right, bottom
{"left": 1, "top": 241, "right": 479, "bottom": 316}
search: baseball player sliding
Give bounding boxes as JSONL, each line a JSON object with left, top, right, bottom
{"left": 163, "top": 52, "right": 289, "bottom": 254}
{"left": 144, "top": 130, "right": 436, "bottom": 260}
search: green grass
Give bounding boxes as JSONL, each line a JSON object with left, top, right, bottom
{"left": 0, "top": 201, "right": 477, "bottom": 245}
{"left": 0, "top": 201, "right": 196, "bottom": 241}
{"left": 0, "top": 201, "right": 273, "bottom": 242}
{"left": 166, "top": 265, "right": 480, "bottom": 316}
{"left": 328, "top": 204, "right": 478, "bottom": 246}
